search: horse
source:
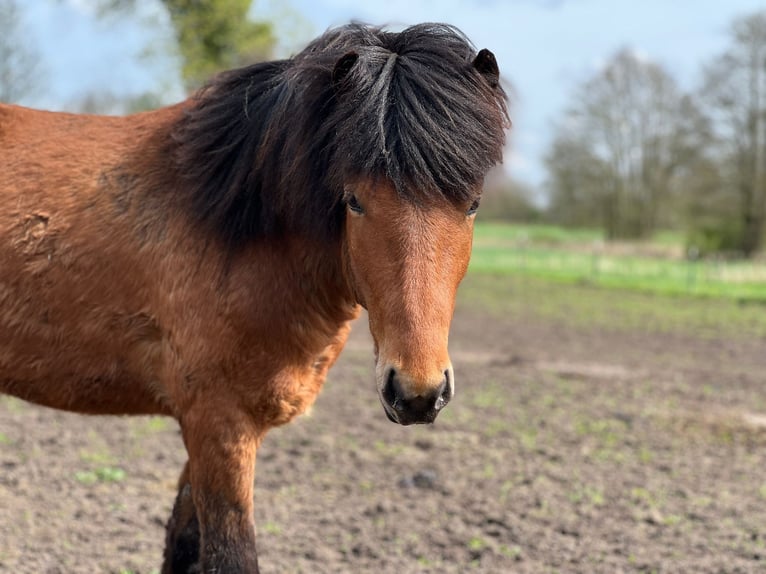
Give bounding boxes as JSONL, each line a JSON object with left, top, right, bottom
{"left": 0, "top": 22, "right": 509, "bottom": 573}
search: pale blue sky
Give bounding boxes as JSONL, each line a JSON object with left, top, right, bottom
{"left": 19, "top": 0, "right": 766, "bottom": 192}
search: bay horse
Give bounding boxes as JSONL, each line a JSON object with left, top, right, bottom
{"left": 0, "top": 23, "right": 508, "bottom": 573}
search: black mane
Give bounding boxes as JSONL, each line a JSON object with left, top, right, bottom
{"left": 172, "top": 23, "right": 510, "bottom": 244}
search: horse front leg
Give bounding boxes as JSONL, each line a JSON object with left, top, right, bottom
{"left": 162, "top": 461, "right": 201, "bottom": 574}
{"left": 178, "top": 403, "right": 262, "bottom": 573}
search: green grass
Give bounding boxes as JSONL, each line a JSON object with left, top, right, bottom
{"left": 458, "top": 273, "right": 766, "bottom": 340}
{"left": 470, "top": 222, "right": 766, "bottom": 302}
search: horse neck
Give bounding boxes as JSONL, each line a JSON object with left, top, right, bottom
{"left": 289, "top": 234, "right": 356, "bottom": 312}
{"left": 230, "top": 233, "right": 357, "bottom": 319}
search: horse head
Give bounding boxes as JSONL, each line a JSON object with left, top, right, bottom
{"left": 329, "top": 33, "right": 507, "bottom": 425}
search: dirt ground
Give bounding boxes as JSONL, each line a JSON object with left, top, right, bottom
{"left": 1, "top": 280, "right": 766, "bottom": 573}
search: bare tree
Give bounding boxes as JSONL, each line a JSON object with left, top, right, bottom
{"left": 546, "top": 49, "right": 704, "bottom": 239}
{"left": 0, "top": 0, "right": 41, "bottom": 103}
{"left": 545, "top": 132, "right": 612, "bottom": 229}
{"left": 701, "top": 10, "right": 766, "bottom": 256}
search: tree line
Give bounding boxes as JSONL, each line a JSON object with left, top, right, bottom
{"left": 542, "top": 9, "right": 766, "bottom": 257}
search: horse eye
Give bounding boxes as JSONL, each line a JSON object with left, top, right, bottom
{"left": 346, "top": 194, "right": 364, "bottom": 214}
{"left": 467, "top": 198, "right": 480, "bottom": 216}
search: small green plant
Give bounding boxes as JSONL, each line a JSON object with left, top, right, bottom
{"left": 75, "top": 470, "right": 99, "bottom": 485}
{"left": 518, "top": 428, "right": 538, "bottom": 451}
{"left": 133, "top": 416, "right": 171, "bottom": 437}
{"left": 663, "top": 514, "right": 683, "bottom": 526}
{"left": 372, "top": 440, "right": 405, "bottom": 457}
{"left": 692, "top": 496, "right": 713, "bottom": 508}
{"left": 468, "top": 537, "right": 486, "bottom": 551}
{"left": 630, "top": 487, "right": 660, "bottom": 508}
{"left": 75, "top": 466, "right": 126, "bottom": 485}
{"left": 499, "top": 480, "right": 515, "bottom": 502}
{"left": 588, "top": 488, "right": 605, "bottom": 506}
{"left": 499, "top": 544, "right": 522, "bottom": 559}
{"left": 96, "top": 466, "right": 126, "bottom": 482}
{"left": 638, "top": 446, "right": 654, "bottom": 463}
{"left": 79, "top": 449, "right": 115, "bottom": 466}
{"left": 570, "top": 485, "right": 605, "bottom": 506}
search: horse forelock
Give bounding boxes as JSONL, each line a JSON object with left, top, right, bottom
{"left": 172, "top": 23, "right": 510, "bottom": 246}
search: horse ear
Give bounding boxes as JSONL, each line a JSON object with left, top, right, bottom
{"left": 473, "top": 48, "right": 499, "bottom": 88}
{"left": 332, "top": 51, "right": 359, "bottom": 89}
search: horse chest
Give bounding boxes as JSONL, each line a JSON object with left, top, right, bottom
{"left": 230, "top": 313, "right": 356, "bottom": 426}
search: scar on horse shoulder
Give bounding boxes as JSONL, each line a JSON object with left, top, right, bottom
{"left": 13, "top": 212, "right": 52, "bottom": 257}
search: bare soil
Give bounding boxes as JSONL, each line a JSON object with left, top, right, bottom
{"left": 1, "top": 285, "right": 765, "bottom": 573}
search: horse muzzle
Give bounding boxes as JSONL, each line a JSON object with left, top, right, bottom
{"left": 378, "top": 365, "right": 454, "bottom": 425}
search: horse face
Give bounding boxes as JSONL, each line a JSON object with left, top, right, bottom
{"left": 343, "top": 179, "right": 478, "bottom": 425}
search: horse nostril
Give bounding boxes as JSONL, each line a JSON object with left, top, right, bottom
{"left": 434, "top": 371, "right": 452, "bottom": 411}
{"left": 382, "top": 367, "right": 403, "bottom": 411}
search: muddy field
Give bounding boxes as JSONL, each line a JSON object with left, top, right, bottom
{"left": 1, "top": 276, "right": 765, "bottom": 573}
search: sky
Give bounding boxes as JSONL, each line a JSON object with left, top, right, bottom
{"left": 17, "top": 0, "right": 766, "bottom": 194}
